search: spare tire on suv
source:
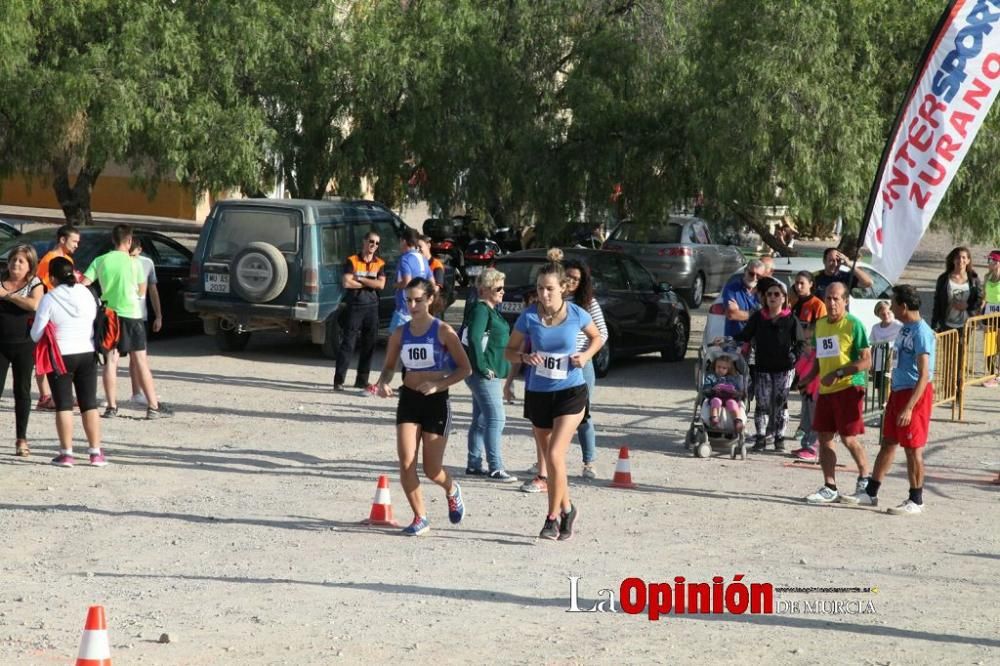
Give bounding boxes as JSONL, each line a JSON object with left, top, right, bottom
{"left": 231, "top": 242, "right": 288, "bottom": 303}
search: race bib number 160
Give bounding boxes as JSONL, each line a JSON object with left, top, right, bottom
{"left": 815, "top": 335, "right": 841, "bottom": 359}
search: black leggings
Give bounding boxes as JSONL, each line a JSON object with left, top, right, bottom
{"left": 0, "top": 341, "right": 34, "bottom": 439}
{"left": 48, "top": 352, "right": 99, "bottom": 413}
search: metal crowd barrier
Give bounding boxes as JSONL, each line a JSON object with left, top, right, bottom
{"left": 957, "top": 312, "right": 1000, "bottom": 420}
{"left": 932, "top": 328, "right": 962, "bottom": 420}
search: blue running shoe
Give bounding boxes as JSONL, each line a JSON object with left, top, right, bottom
{"left": 402, "top": 516, "right": 430, "bottom": 536}
{"left": 447, "top": 483, "right": 465, "bottom": 524}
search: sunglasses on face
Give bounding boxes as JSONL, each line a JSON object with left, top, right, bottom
{"left": 493, "top": 286, "right": 505, "bottom": 293}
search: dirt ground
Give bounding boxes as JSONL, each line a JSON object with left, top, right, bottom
{"left": 0, "top": 231, "right": 998, "bottom": 665}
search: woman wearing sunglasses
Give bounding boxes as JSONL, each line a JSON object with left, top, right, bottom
{"left": 376, "top": 277, "right": 472, "bottom": 536}
{"left": 734, "top": 276, "right": 799, "bottom": 453}
{"left": 462, "top": 268, "right": 517, "bottom": 481}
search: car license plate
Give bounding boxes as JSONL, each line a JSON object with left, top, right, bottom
{"left": 466, "top": 265, "right": 483, "bottom": 276}
{"left": 499, "top": 301, "right": 523, "bottom": 314}
{"left": 205, "top": 273, "right": 230, "bottom": 293}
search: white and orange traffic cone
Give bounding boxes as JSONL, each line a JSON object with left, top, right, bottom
{"left": 609, "top": 446, "right": 637, "bottom": 489}
{"left": 75, "top": 605, "right": 112, "bottom": 666}
{"left": 360, "top": 475, "right": 400, "bottom": 527}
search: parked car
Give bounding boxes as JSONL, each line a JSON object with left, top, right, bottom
{"left": 0, "top": 218, "right": 22, "bottom": 243}
{"left": 185, "top": 198, "right": 458, "bottom": 356}
{"left": 604, "top": 216, "right": 745, "bottom": 308}
{"left": 463, "top": 239, "right": 501, "bottom": 281}
{"left": 492, "top": 248, "right": 690, "bottom": 377}
{"left": 0, "top": 226, "right": 198, "bottom": 334}
{"left": 701, "top": 257, "right": 894, "bottom": 348}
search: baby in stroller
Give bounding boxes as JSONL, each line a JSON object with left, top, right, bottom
{"left": 688, "top": 342, "right": 751, "bottom": 459}
{"left": 702, "top": 354, "right": 746, "bottom": 433}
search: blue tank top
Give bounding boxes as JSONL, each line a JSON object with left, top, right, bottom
{"left": 400, "top": 319, "right": 456, "bottom": 372}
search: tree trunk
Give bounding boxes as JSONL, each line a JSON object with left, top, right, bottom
{"left": 51, "top": 159, "right": 101, "bottom": 226}
{"left": 733, "top": 207, "right": 796, "bottom": 257}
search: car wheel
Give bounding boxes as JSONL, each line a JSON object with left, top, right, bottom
{"left": 231, "top": 242, "right": 288, "bottom": 303}
{"left": 594, "top": 337, "right": 612, "bottom": 378}
{"left": 320, "top": 314, "right": 341, "bottom": 359}
{"left": 686, "top": 273, "right": 705, "bottom": 309}
{"left": 215, "top": 328, "right": 251, "bottom": 352}
{"left": 660, "top": 317, "right": 689, "bottom": 362}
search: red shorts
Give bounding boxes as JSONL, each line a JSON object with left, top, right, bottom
{"left": 813, "top": 386, "right": 865, "bottom": 437}
{"left": 882, "top": 386, "right": 934, "bottom": 448}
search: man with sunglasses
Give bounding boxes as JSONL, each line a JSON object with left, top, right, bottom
{"left": 334, "top": 232, "right": 386, "bottom": 391}
{"left": 722, "top": 259, "right": 765, "bottom": 338}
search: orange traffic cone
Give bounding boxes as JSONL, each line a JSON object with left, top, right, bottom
{"left": 76, "top": 605, "right": 112, "bottom": 666}
{"left": 361, "top": 475, "right": 400, "bottom": 527}
{"left": 609, "top": 447, "right": 637, "bottom": 489}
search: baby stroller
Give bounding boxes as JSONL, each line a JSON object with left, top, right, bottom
{"left": 685, "top": 340, "right": 752, "bottom": 460}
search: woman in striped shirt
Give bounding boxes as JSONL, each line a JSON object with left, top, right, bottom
{"left": 563, "top": 258, "right": 608, "bottom": 479}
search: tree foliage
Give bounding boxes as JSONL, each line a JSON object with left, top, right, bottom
{"left": 3, "top": 0, "right": 1000, "bottom": 246}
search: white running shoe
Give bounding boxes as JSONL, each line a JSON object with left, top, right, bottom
{"left": 887, "top": 500, "right": 923, "bottom": 516}
{"left": 582, "top": 464, "right": 597, "bottom": 480}
{"left": 805, "top": 486, "right": 839, "bottom": 504}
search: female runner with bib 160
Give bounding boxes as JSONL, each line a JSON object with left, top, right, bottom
{"left": 505, "top": 262, "right": 603, "bottom": 541}
{"left": 376, "top": 278, "right": 472, "bottom": 536}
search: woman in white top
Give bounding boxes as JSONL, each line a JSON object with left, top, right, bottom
{"left": 563, "top": 258, "right": 608, "bottom": 478}
{"left": 29, "top": 257, "right": 106, "bottom": 468}
{"left": 869, "top": 300, "right": 903, "bottom": 393}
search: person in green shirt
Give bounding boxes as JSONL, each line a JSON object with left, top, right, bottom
{"left": 462, "top": 268, "right": 516, "bottom": 482}
{"left": 83, "top": 224, "right": 172, "bottom": 420}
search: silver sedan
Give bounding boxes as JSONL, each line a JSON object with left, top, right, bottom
{"left": 604, "top": 215, "right": 745, "bottom": 308}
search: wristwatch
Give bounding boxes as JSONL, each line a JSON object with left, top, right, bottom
{"left": 835, "top": 368, "right": 845, "bottom": 379}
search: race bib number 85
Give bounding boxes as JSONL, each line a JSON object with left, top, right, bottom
{"left": 815, "top": 335, "right": 841, "bottom": 359}
{"left": 402, "top": 343, "right": 435, "bottom": 369}
{"left": 536, "top": 353, "right": 568, "bottom": 380}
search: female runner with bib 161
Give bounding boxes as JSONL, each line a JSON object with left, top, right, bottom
{"left": 376, "top": 277, "right": 472, "bottom": 536}
{"left": 505, "top": 261, "right": 603, "bottom": 541}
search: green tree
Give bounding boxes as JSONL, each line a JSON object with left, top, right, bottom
{"left": 0, "top": 0, "right": 271, "bottom": 225}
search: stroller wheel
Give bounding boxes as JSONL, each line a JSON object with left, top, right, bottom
{"left": 696, "top": 442, "right": 711, "bottom": 459}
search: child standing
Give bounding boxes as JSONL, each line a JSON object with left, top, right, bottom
{"left": 702, "top": 355, "right": 746, "bottom": 432}
{"left": 792, "top": 328, "right": 820, "bottom": 461}
{"left": 870, "top": 300, "right": 903, "bottom": 394}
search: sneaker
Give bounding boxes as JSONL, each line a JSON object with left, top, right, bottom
{"left": 794, "top": 447, "right": 818, "bottom": 461}
{"left": 984, "top": 377, "right": 999, "bottom": 388}
{"left": 129, "top": 393, "right": 148, "bottom": 407}
{"left": 465, "top": 466, "right": 488, "bottom": 476}
{"left": 146, "top": 403, "right": 174, "bottom": 420}
{"left": 805, "top": 486, "right": 839, "bottom": 503}
{"left": 527, "top": 462, "right": 539, "bottom": 475}
{"left": 520, "top": 476, "right": 547, "bottom": 493}
{"left": 333, "top": 384, "right": 346, "bottom": 392}
{"left": 51, "top": 453, "right": 75, "bottom": 467}
{"left": 89, "top": 452, "right": 109, "bottom": 467}
{"left": 557, "top": 504, "right": 578, "bottom": 541}
{"left": 447, "top": 483, "right": 465, "bottom": 524}
{"left": 773, "top": 438, "right": 786, "bottom": 452}
{"left": 856, "top": 493, "right": 878, "bottom": 507}
{"left": 539, "top": 516, "right": 560, "bottom": 540}
{"left": 36, "top": 395, "right": 56, "bottom": 410}
{"left": 488, "top": 470, "right": 518, "bottom": 483}
{"left": 887, "top": 500, "right": 924, "bottom": 516}
{"left": 352, "top": 381, "right": 370, "bottom": 390}
{"left": 101, "top": 406, "right": 118, "bottom": 419}
{"left": 751, "top": 439, "right": 767, "bottom": 453}
{"left": 401, "top": 516, "right": 430, "bottom": 536}
{"left": 581, "top": 464, "right": 597, "bottom": 480}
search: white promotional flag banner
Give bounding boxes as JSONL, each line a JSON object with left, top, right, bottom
{"left": 864, "top": 0, "right": 1000, "bottom": 283}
